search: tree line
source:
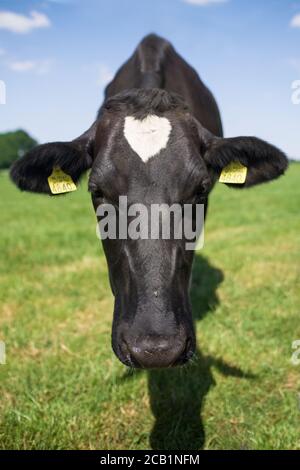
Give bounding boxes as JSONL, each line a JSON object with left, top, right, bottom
{"left": 0, "top": 130, "right": 37, "bottom": 169}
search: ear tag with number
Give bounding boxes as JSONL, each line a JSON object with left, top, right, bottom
{"left": 219, "top": 161, "right": 248, "bottom": 185}
{"left": 48, "top": 166, "right": 77, "bottom": 194}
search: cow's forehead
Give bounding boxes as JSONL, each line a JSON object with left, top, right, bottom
{"left": 90, "top": 111, "right": 204, "bottom": 201}
{"left": 123, "top": 114, "right": 172, "bottom": 163}
{"left": 109, "top": 110, "right": 193, "bottom": 163}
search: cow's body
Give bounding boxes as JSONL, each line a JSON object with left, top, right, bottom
{"left": 10, "top": 35, "right": 288, "bottom": 369}
{"left": 103, "top": 34, "right": 223, "bottom": 138}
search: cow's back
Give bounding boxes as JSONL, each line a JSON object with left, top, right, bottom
{"left": 103, "top": 34, "right": 223, "bottom": 138}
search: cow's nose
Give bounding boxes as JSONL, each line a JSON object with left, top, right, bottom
{"left": 121, "top": 334, "right": 193, "bottom": 368}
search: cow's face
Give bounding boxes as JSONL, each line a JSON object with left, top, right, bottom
{"left": 88, "top": 94, "right": 212, "bottom": 368}
{"left": 10, "top": 89, "right": 288, "bottom": 369}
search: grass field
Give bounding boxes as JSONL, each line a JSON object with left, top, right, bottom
{"left": 0, "top": 164, "right": 300, "bottom": 450}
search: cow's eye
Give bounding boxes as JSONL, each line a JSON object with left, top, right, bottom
{"left": 93, "top": 191, "right": 119, "bottom": 210}
{"left": 195, "top": 187, "right": 208, "bottom": 198}
{"left": 92, "top": 190, "right": 104, "bottom": 200}
{"left": 195, "top": 178, "right": 211, "bottom": 198}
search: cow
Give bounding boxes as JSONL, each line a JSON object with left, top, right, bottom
{"left": 10, "top": 34, "right": 288, "bottom": 369}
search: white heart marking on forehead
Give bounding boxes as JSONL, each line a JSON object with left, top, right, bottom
{"left": 123, "top": 115, "right": 172, "bottom": 162}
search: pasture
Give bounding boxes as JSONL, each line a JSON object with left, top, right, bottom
{"left": 0, "top": 164, "right": 299, "bottom": 450}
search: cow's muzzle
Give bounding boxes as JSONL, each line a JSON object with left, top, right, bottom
{"left": 117, "top": 331, "right": 195, "bottom": 369}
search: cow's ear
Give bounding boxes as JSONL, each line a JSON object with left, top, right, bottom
{"left": 10, "top": 121, "right": 97, "bottom": 195}
{"left": 202, "top": 134, "right": 288, "bottom": 188}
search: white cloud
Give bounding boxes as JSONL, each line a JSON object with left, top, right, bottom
{"left": 9, "top": 59, "right": 53, "bottom": 74}
{"left": 9, "top": 61, "right": 35, "bottom": 72}
{"left": 183, "top": 0, "right": 228, "bottom": 5}
{"left": 97, "top": 64, "right": 113, "bottom": 87}
{"left": 0, "top": 10, "right": 50, "bottom": 34}
{"left": 290, "top": 14, "right": 300, "bottom": 28}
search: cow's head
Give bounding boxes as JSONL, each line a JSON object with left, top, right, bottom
{"left": 10, "top": 89, "right": 288, "bottom": 368}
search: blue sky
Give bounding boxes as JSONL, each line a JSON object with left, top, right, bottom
{"left": 0, "top": 0, "right": 299, "bottom": 158}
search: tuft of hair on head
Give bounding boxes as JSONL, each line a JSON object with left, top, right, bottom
{"left": 102, "top": 88, "right": 188, "bottom": 119}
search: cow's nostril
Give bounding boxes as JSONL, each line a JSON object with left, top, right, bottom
{"left": 177, "top": 337, "right": 195, "bottom": 365}
{"left": 119, "top": 338, "right": 135, "bottom": 367}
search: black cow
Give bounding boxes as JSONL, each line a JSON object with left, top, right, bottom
{"left": 10, "top": 34, "right": 288, "bottom": 369}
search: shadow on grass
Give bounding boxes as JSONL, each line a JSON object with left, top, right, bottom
{"left": 122, "top": 255, "right": 255, "bottom": 450}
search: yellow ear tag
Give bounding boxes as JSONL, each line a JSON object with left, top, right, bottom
{"left": 219, "top": 161, "right": 248, "bottom": 185}
{"left": 48, "top": 166, "right": 77, "bottom": 194}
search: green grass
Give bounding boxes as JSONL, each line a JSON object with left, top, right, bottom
{"left": 0, "top": 164, "right": 300, "bottom": 450}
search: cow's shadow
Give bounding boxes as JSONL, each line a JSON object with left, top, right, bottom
{"left": 121, "top": 255, "right": 255, "bottom": 450}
